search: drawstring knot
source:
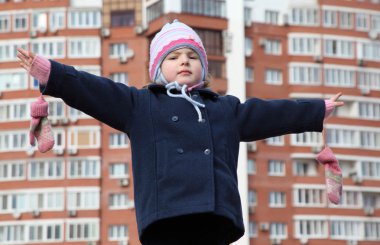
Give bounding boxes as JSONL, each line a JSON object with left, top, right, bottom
{"left": 165, "top": 81, "right": 205, "bottom": 122}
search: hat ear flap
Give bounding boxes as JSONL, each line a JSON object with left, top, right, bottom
{"left": 154, "top": 67, "right": 169, "bottom": 85}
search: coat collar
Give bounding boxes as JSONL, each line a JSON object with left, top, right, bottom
{"left": 147, "top": 84, "right": 219, "bottom": 99}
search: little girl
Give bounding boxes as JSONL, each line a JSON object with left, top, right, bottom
{"left": 18, "top": 20, "right": 343, "bottom": 245}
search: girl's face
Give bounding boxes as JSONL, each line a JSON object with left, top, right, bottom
{"left": 161, "top": 48, "right": 202, "bottom": 86}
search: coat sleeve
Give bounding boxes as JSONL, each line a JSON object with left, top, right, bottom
{"left": 226, "top": 96, "right": 325, "bottom": 142}
{"left": 41, "top": 60, "right": 138, "bottom": 133}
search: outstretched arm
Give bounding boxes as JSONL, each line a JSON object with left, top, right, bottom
{"left": 230, "top": 93, "right": 344, "bottom": 142}
{"left": 17, "top": 48, "right": 137, "bottom": 133}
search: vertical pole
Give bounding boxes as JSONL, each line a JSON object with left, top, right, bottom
{"left": 226, "top": 0, "right": 249, "bottom": 244}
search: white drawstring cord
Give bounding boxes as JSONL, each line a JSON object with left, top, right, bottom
{"left": 165, "top": 81, "right": 205, "bottom": 122}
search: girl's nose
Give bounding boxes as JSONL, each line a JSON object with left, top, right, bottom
{"left": 180, "top": 55, "right": 189, "bottom": 65}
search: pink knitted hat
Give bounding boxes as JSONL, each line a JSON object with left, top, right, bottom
{"left": 149, "top": 20, "right": 208, "bottom": 84}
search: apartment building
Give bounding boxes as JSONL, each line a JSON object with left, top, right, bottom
{"left": 0, "top": 0, "right": 379, "bottom": 244}
{"left": 246, "top": 0, "right": 380, "bottom": 244}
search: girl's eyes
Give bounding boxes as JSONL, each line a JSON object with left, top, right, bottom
{"left": 167, "top": 54, "right": 198, "bottom": 60}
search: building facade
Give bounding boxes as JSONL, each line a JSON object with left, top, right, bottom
{"left": 0, "top": 0, "right": 379, "bottom": 244}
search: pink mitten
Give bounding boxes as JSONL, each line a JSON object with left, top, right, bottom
{"left": 316, "top": 147, "right": 343, "bottom": 205}
{"left": 30, "top": 96, "right": 54, "bottom": 153}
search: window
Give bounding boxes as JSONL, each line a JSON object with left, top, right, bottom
{"left": 48, "top": 100, "right": 65, "bottom": 118}
{"left": 266, "top": 136, "right": 284, "bottom": 146}
{"left": 265, "top": 69, "right": 282, "bottom": 85}
{"left": 69, "top": 9, "right": 101, "bottom": 28}
{"left": 0, "top": 161, "right": 24, "bottom": 181}
{"left": 109, "top": 163, "right": 129, "bottom": 178}
{"left": 68, "top": 126, "right": 100, "bottom": 149}
{"left": 289, "top": 36, "right": 320, "bottom": 55}
{"left": 372, "top": 15, "right": 380, "bottom": 31}
{"left": 269, "top": 192, "right": 286, "bottom": 207}
{"left": 29, "top": 190, "right": 64, "bottom": 211}
{"left": 360, "top": 131, "right": 380, "bottom": 149}
{"left": 340, "top": 190, "right": 361, "bottom": 208}
{"left": 294, "top": 217, "right": 328, "bottom": 238}
{"left": 195, "top": 29, "right": 223, "bottom": 56}
{"left": 0, "top": 130, "right": 27, "bottom": 152}
{"left": 50, "top": 10, "right": 65, "bottom": 31}
{"left": 264, "top": 39, "right": 281, "bottom": 55}
{"left": 109, "top": 193, "right": 133, "bottom": 209}
{"left": 268, "top": 160, "right": 285, "bottom": 176}
{"left": 362, "top": 160, "right": 380, "bottom": 179}
{"left": 0, "top": 70, "right": 28, "bottom": 91}
{"left": 361, "top": 41, "right": 380, "bottom": 61}
{"left": 340, "top": 12, "right": 353, "bottom": 29}
{"left": 29, "top": 223, "right": 62, "bottom": 242}
{"left": 291, "top": 8, "right": 319, "bottom": 26}
{"left": 249, "top": 222, "right": 257, "bottom": 238}
{"left": 110, "top": 72, "right": 128, "bottom": 85}
{"left": 109, "top": 43, "right": 128, "bottom": 58}
{"left": 111, "top": 10, "right": 135, "bottom": 27}
{"left": 67, "top": 219, "right": 99, "bottom": 241}
{"left": 323, "top": 10, "right": 337, "bottom": 27}
{"left": 109, "top": 133, "right": 129, "bottom": 148}
{"left": 0, "top": 224, "right": 25, "bottom": 243}
{"left": 289, "top": 64, "right": 321, "bottom": 85}
{"left": 359, "top": 102, "right": 380, "bottom": 120}
{"left": 29, "top": 159, "right": 64, "bottom": 180}
{"left": 291, "top": 132, "right": 322, "bottom": 146}
{"left": 147, "top": 0, "right": 163, "bottom": 23}
{"left": 331, "top": 220, "right": 361, "bottom": 240}
{"left": 324, "top": 66, "right": 356, "bottom": 87}
{"left": 245, "top": 67, "right": 254, "bottom": 82}
{"left": 247, "top": 159, "right": 256, "bottom": 175}
{"left": 324, "top": 39, "right": 354, "bottom": 58}
{"left": 327, "top": 128, "right": 357, "bottom": 148}
{"left": 293, "top": 160, "right": 317, "bottom": 176}
{"left": 356, "top": 13, "right": 369, "bottom": 31}
{"left": 245, "top": 37, "right": 253, "bottom": 56}
{"left": 68, "top": 158, "right": 100, "bottom": 179}
{"left": 0, "top": 100, "right": 28, "bottom": 122}
{"left": 294, "top": 187, "right": 325, "bottom": 206}
{"left": 248, "top": 190, "right": 257, "bottom": 207}
{"left": 0, "top": 40, "right": 28, "bottom": 62}
{"left": 364, "top": 221, "right": 380, "bottom": 240}
{"left": 31, "top": 39, "right": 65, "bottom": 59}
{"left": 270, "top": 223, "right": 287, "bottom": 239}
{"left": 69, "top": 38, "right": 100, "bottom": 58}
{"left": 32, "top": 12, "right": 47, "bottom": 31}
{"left": 358, "top": 69, "right": 380, "bottom": 91}
{"left": 265, "top": 10, "right": 279, "bottom": 25}
{"left": 0, "top": 14, "right": 10, "bottom": 32}
{"left": 181, "top": 0, "right": 226, "bottom": 18}
{"left": 108, "top": 225, "right": 129, "bottom": 241}
{"left": 67, "top": 188, "right": 100, "bottom": 210}
{"left": 13, "top": 13, "right": 28, "bottom": 31}
{"left": 208, "top": 60, "right": 226, "bottom": 79}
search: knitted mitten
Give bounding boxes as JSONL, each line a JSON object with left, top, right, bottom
{"left": 30, "top": 96, "right": 54, "bottom": 153}
{"left": 316, "top": 146, "right": 342, "bottom": 205}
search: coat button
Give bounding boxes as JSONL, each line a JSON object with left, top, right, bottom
{"left": 204, "top": 149, "right": 211, "bottom": 155}
{"left": 192, "top": 94, "right": 198, "bottom": 99}
{"left": 177, "top": 148, "right": 184, "bottom": 154}
{"left": 171, "top": 116, "right": 179, "bottom": 122}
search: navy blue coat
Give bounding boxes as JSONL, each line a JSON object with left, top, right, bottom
{"left": 42, "top": 60, "right": 325, "bottom": 243}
